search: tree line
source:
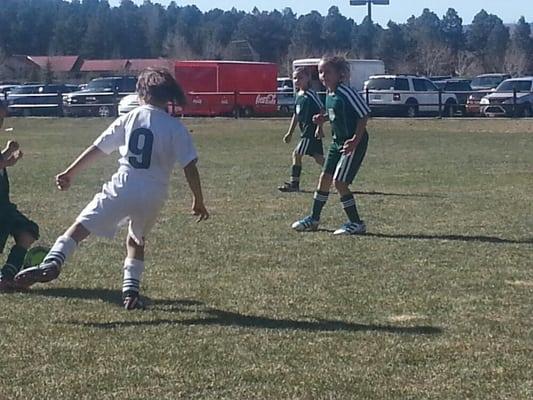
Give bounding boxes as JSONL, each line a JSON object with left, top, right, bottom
{"left": 0, "top": 0, "right": 532, "bottom": 77}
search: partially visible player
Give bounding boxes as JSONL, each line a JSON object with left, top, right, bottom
{"left": 278, "top": 67, "right": 324, "bottom": 192}
{"left": 291, "top": 55, "right": 371, "bottom": 235}
{"left": 15, "top": 68, "right": 209, "bottom": 309}
{"left": 0, "top": 100, "right": 40, "bottom": 292}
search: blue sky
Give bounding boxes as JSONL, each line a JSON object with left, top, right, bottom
{"left": 109, "top": 1, "right": 531, "bottom": 25}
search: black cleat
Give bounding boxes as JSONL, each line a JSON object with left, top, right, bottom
{"left": 123, "top": 293, "right": 146, "bottom": 310}
{"left": 278, "top": 182, "right": 300, "bottom": 192}
{"left": 14, "top": 262, "right": 61, "bottom": 288}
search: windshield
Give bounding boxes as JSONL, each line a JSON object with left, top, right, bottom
{"left": 9, "top": 86, "right": 38, "bottom": 94}
{"left": 496, "top": 80, "right": 532, "bottom": 92}
{"left": 471, "top": 76, "right": 504, "bottom": 88}
{"left": 86, "top": 79, "right": 117, "bottom": 91}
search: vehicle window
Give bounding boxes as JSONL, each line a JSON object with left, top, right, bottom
{"left": 395, "top": 78, "right": 409, "bottom": 90}
{"left": 424, "top": 80, "right": 438, "bottom": 91}
{"left": 86, "top": 79, "right": 116, "bottom": 92}
{"left": 496, "top": 80, "right": 532, "bottom": 93}
{"left": 448, "top": 82, "right": 471, "bottom": 91}
{"left": 471, "top": 76, "right": 506, "bottom": 88}
{"left": 121, "top": 78, "right": 137, "bottom": 93}
{"left": 366, "top": 78, "right": 395, "bottom": 90}
{"left": 10, "top": 86, "right": 38, "bottom": 94}
{"left": 413, "top": 79, "right": 427, "bottom": 91}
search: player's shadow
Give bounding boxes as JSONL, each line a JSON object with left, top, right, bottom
{"left": 297, "top": 189, "right": 443, "bottom": 198}
{"left": 364, "top": 232, "right": 532, "bottom": 245}
{"left": 28, "top": 287, "right": 203, "bottom": 309}
{"left": 33, "top": 287, "right": 442, "bottom": 335}
{"left": 74, "top": 306, "right": 442, "bottom": 335}
{"left": 312, "top": 229, "right": 531, "bottom": 245}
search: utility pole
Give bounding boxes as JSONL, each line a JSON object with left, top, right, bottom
{"left": 349, "top": 0, "right": 390, "bottom": 23}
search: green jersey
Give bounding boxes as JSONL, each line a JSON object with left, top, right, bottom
{"left": 326, "top": 83, "right": 371, "bottom": 144}
{"left": 295, "top": 89, "right": 324, "bottom": 138}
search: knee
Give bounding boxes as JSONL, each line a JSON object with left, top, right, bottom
{"left": 334, "top": 179, "right": 349, "bottom": 193}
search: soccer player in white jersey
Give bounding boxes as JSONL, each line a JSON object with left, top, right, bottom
{"left": 15, "top": 68, "right": 209, "bottom": 309}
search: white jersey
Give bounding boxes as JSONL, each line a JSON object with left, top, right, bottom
{"left": 94, "top": 104, "right": 197, "bottom": 185}
{"left": 77, "top": 105, "right": 197, "bottom": 244}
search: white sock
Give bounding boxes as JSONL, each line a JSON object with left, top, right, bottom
{"left": 122, "top": 258, "right": 144, "bottom": 296}
{"left": 43, "top": 235, "right": 77, "bottom": 270}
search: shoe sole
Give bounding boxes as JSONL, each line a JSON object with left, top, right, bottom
{"left": 14, "top": 268, "right": 60, "bottom": 288}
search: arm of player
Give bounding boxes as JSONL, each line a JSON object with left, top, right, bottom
{"left": 0, "top": 141, "right": 22, "bottom": 169}
{"left": 342, "top": 115, "right": 369, "bottom": 155}
{"left": 56, "top": 145, "right": 106, "bottom": 190}
{"left": 183, "top": 159, "right": 209, "bottom": 222}
{"left": 283, "top": 113, "right": 298, "bottom": 143}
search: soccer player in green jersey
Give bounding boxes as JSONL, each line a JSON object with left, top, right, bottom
{"left": 0, "top": 101, "right": 40, "bottom": 291}
{"left": 278, "top": 67, "right": 325, "bottom": 192}
{"left": 292, "top": 56, "right": 371, "bottom": 235}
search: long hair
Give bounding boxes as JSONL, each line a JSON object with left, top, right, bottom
{"left": 136, "top": 68, "right": 187, "bottom": 106}
{"left": 319, "top": 55, "right": 350, "bottom": 83}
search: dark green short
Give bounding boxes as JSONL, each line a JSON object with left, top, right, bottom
{"left": 0, "top": 203, "right": 39, "bottom": 253}
{"left": 294, "top": 137, "right": 323, "bottom": 157}
{"left": 323, "top": 132, "right": 368, "bottom": 184}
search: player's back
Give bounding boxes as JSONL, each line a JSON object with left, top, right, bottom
{"left": 95, "top": 105, "right": 197, "bottom": 187}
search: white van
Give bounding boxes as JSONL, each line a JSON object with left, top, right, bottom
{"left": 292, "top": 58, "right": 385, "bottom": 93}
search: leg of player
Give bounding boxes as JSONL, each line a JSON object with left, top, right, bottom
{"left": 279, "top": 151, "right": 303, "bottom": 192}
{"left": 313, "top": 154, "right": 325, "bottom": 167}
{"left": 14, "top": 222, "right": 90, "bottom": 288}
{"left": 122, "top": 235, "right": 145, "bottom": 310}
{"left": 291, "top": 172, "right": 333, "bottom": 232}
{"left": 0, "top": 232, "right": 34, "bottom": 291}
{"left": 333, "top": 180, "right": 366, "bottom": 236}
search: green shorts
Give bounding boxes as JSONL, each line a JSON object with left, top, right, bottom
{"left": 323, "top": 132, "right": 368, "bottom": 184}
{"left": 294, "top": 137, "right": 323, "bottom": 157}
{"left": 0, "top": 203, "right": 40, "bottom": 253}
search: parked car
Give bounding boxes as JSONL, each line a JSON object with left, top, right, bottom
{"left": 277, "top": 77, "right": 294, "bottom": 113}
{"left": 63, "top": 76, "right": 137, "bottom": 117}
{"left": 365, "top": 75, "right": 458, "bottom": 117}
{"left": 433, "top": 78, "right": 472, "bottom": 115}
{"left": 480, "top": 77, "right": 533, "bottom": 117}
{"left": 118, "top": 93, "right": 140, "bottom": 115}
{"left": 6, "top": 84, "right": 76, "bottom": 116}
{"left": 465, "top": 73, "right": 511, "bottom": 116}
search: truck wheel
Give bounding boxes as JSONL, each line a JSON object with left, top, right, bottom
{"left": 405, "top": 101, "right": 418, "bottom": 118}
{"left": 242, "top": 107, "right": 254, "bottom": 118}
{"left": 444, "top": 101, "right": 457, "bottom": 117}
{"left": 279, "top": 105, "right": 290, "bottom": 113}
{"left": 98, "top": 105, "right": 112, "bottom": 117}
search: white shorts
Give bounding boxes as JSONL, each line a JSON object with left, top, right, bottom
{"left": 76, "top": 172, "right": 168, "bottom": 245}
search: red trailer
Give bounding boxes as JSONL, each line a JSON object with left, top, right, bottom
{"left": 173, "top": 60, "right": 277, "bottom": 117}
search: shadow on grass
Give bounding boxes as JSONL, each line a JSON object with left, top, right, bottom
{"left": 310, "top": 229, "right": 531, "bottom": 245}
{"left": 76, "top": 308, "right": 443, "bottom": 335}
{"left": 297, "top": 189, "right": 443, "bottom": 198}
{"left": 365, "top": 232, "right": 532, "bottom": 245}
{"left": 33, "top": 288, "right": 442, "bottom": 335}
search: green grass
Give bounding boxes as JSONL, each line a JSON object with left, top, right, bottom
{"left": 1, "top": 117, "right": 532, "bottom": 399}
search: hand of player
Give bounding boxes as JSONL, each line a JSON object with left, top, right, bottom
{"left": 342, "top": 137, "right": 357, "bottom": 155}
{"left": 192, "top": 200, "right": 209, "bottom": 222}
{"left": 283, "top": 132, "right": 292, "bottom": 143}
{"left": 6, "top": 140, "right": 19, "bottom": 153}
{"left": 5, "top": 150, "right": 22, "bottom": 166}
{"left": 312, "top": 113, "right": 325, "bottom": 125}
{"left": 55, "top": 171, "right": 73, "bottom": 191}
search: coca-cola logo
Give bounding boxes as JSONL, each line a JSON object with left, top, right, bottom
{"left": 256, "top": 94, "right": 276, "bottom": 105}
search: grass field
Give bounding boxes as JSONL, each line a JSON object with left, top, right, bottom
{"left": 0, "top": 117, "right": 532, "bottom": 399}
